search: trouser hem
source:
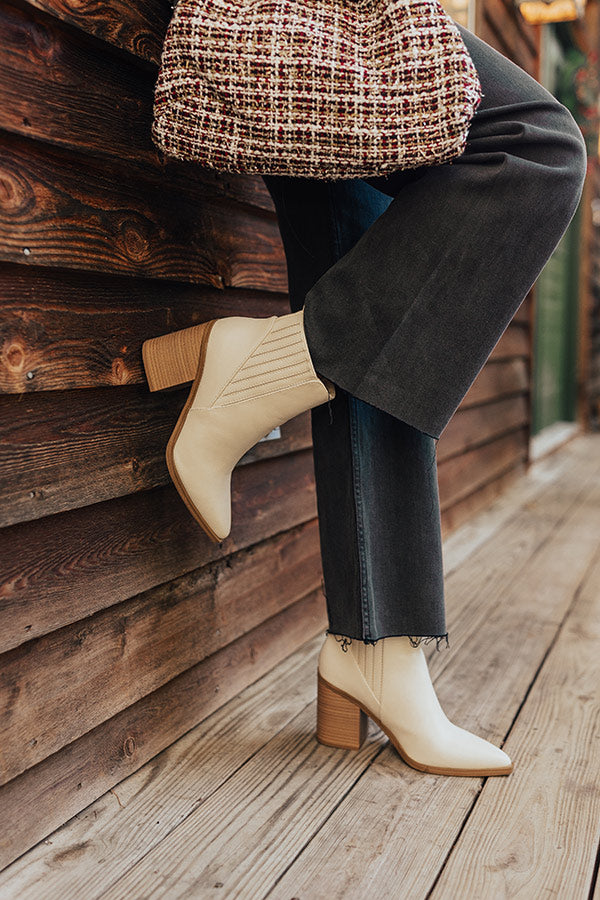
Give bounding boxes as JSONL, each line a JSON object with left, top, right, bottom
{"left": 326, "top": 629, "right": 450, "bottom": 652}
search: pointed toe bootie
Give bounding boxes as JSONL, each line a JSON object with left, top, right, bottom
{"left": 141, "top": 307, "right": 335, "bottom": 543}
{"left": 316, "top": 633, "right": 513, "bottom": 777}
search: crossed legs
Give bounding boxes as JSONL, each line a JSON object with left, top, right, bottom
{"left": 262, "top": 22, "right": 587, "bottom": 644}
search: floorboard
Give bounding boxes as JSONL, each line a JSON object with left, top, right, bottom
{"left": 1, "top": 433, "right": 598, "bottom": 900}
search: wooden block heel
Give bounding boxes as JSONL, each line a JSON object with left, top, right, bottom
{"left": 316, "top": 672, "right": 368, "bottom": 750}
{"left": 142, "top": 320, "right": 217, "bottom": 392}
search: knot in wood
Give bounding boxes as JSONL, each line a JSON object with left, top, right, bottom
{"left": 4, "top": 341, "right": 26, "bottom": 371}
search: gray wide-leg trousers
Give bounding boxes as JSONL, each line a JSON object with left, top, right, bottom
{"left": 261, "top": 23, "right": 588, "bottom": 648}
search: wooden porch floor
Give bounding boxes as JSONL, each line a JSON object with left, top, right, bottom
{"left": 2, "top": 432, "right": 600, "bottom": 899}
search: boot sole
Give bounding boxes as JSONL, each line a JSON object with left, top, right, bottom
{"left": 142, "top": 320, "right": 224, "bottom": 543}
{"left": 317, "top": 672, "right": 513, "bottom": 777}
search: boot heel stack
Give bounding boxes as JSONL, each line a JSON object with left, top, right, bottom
{"left": 142, "top": 320, "right": 217, "bottom": 392}
{"left": 316, "top": 673, "right": 368, "bottom": 750}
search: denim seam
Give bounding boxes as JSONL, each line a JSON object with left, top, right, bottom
{"left": 327, "top": 182, "right": 374, "bottom": 642}
{"left": 348, "top": 395, "right": 373, "bottom": 642}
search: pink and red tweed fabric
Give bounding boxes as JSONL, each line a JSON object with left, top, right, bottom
{"left": 152, "top": 0, "right": 483, "bottom": 179}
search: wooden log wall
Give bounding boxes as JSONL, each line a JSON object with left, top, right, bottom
{"left": 0, "top": 0, "right": 542, "bottom": 867}
{"left": 0, "top": 0, "right": 326, "bottom": 869}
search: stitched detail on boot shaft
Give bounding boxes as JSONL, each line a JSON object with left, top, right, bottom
{"left": 214, "top": 314, "right": 316, "bottom": 406}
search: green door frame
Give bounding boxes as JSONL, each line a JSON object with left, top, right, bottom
{"left": 531, "top": 25, "right": 584, "bottom": 435}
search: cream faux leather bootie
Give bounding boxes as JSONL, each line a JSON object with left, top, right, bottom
{"left": 142, "top": 308, "right": 335, "bottom": 543}
{"left": 317, "top": 632, "right": 513, "bottom": 776}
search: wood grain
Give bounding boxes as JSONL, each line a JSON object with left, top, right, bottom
{"left": 0, "top": 3, "right": 277, "bottom": 214}
{"left": 438, "top": 426, "right": 528, "bottom": 510}
{"left": 0, "top": 1, "right": 156, "bottom": 163}
{"left": 26, "top": 438, "right": 597, "bottom": 900}
{"left": 0, "top": 588, "right": 327, "bottom": 873}
{"left": 460, "top": 359, "right": 529, "bottom": 408}
{"left": 430, "top": 548, "right": 600, "bottom": 897}
{"left": 439, "top": 394, "right": 529, "bottom": 461}
{"left": 0, "top": 447, "right": 579, "bottom": 885}
{"left": 1, "top": 437, "right": 595, "bottom": 889}
{"left": 0, "top": 385, "right": 312, "bottom": 527}
{"left": 0, "top": 449, "right": 319, "bottom": 654}
{"left": 0, "top": 519, "right": 322, "bottom": 785}
{"left": 441, "top": 461, "right": 527, "bottom": 536}
{"left": 0, "top": 266, "right": 526, "bottom": 395}
{"left": 0, "top": 133, "right": 285, "bottom": 289}
{"left": 0, "top": 263, "right": 286, "bottom": 394}
{"left": 19, "top": 0, "right": 169, "bottom": 65}
{"left": 264, "top": 447, "right": 600, "bottom": 899}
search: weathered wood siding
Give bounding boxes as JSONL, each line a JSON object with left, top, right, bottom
{"left": 0, "top": 0, "right": 544, "bottom": 867}
{"left": 0, "top": 0, "right": 327, "bottom": 869}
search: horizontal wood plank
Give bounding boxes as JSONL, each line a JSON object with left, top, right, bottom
{"left": 20, "top": 0, "right": 169, "bottom": 65}
{"left": 512, "top": 297, "right": 531, "bottom": 325}
{"left": 264, "top": 448, "right": 600, "bottom": 899}
{"left": 460, "top": 358, "right": 529, "bottom": 408}
{"left": 0, "top": 519, "right": 322, "bottom": 786}
{"left": 0, "top": 133, "right": 285, "bottom": 289}
{"left": 431, "top": 546, "right": 600, "bottom": 897}
{"left": 0, "top": 449, "right": 318, "bottom": 653}
{"left": 441, "top": 460, "right": 527, "bottom": 537}
{"left": 0, "top": 263, "right": 286, "bottom": 394}
{"left": 1, "top": 437, "right": 596, "bottom": 883}
{"left": 1, "top": 1, "right": 156, "bottom": 163}
{"left": 0, "top": 268, "right": 527, "bottom": 395}
{"left": 76, "top": 447, "right": 600, "bottom": 898}
{"left": 0, "top": 588, "right": 327, "bottom": 872}
{"left": 438, "top": 426, "right": 528, "bottom": 510}
{"left": 489, "top": 322, "right": 529, "bottom": 360}
{"left": 0, "top": 3, "right": 277, "bottom": 215}
{"left": 0, "top": 385, "right": 312, "bottom": 527}
{"left": 439, "top": 393, "right": 529, "bottom": 461}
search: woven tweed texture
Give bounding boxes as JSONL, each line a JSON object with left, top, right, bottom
{"left": 152, "top": 0, "right": 483, "bottom": 180}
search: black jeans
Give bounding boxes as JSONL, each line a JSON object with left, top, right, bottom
{"left": 261, "top": 23, "right": 587, "bottom": 648}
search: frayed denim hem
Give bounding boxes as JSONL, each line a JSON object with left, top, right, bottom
{"left": 326, "top": 629, "right": 450, "bottom": 652}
